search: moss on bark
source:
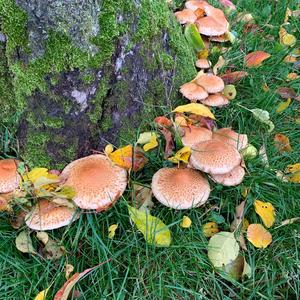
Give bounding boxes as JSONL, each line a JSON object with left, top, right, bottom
{"left": 0, "top": 0, "right": 196, "bottom": 168}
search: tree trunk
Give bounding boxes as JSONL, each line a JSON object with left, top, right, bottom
{"left": 0, "top": 0, "right": 196, "bottom": 168}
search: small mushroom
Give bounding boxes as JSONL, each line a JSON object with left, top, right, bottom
{"left": 182, "top": 126, "right": 212, "bottom": 147}
{"left": 151, "top": 167, "right": 210, "bottom": 209}
{"left": 190, "top": 140, "right": 242, "bottom": 174}
{"left": 213, "top": 128, "right": 248, "bottom": 151}
{"left": 180, "top": 82, "right": 209, "bottom": 101}
{"left": 174, "top": 9, "right": 197, "bottom": 24}
{"left": 195, "top": 73, "right": 225, "bottom": 93}
{"left": 210, "top": 165, "right": 245, "bottom": 186}
{"left": 26, "top": 199, "right": 77, "bottom": 231}
{"left": 200, "top": 93, "right": 229, "bottom": 107}
{"left": 60, "top": 154, "right": 127, "bottom": 210}
{"left": 195, "top": 58, "right": 211, "bottom": 69}
{"left": 0, "top": 159, "right": 21, "bottom": 193}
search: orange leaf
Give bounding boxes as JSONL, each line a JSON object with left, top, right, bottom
{"left": 154, "top": 116, "right": 172, "bottom": 127}
{"left": 274, "top": 134, "right": 292, "bottom": 153}
{"left": 244, "top": 51, "right": 271, "bottom": 67}
{"left": 221, "top": 71, "right": 248, "bottom": 84}
{"left": 247, "top": 224, "right": 272, "bottom": 248}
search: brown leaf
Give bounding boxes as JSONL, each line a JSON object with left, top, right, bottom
{"left": 221, "top": 71, "right": 248, "bottom": 84}
{"left": 276, "top": 87, "right": 299, "bottom": 100}
{"left": 10, "top": 209, "right": 27, "bottom": 229}
{"left": 274, "top": 133, "right": 292, "bottom": 153}
{"left": 131, "top": 183, "right": 154, "bottom": 211}
{"left": 244, "top": 51, "right": 271, "bottom": 67}
{"left": 158, "top": 127, "right": 174, "bottom": 158}
{"left": 154, "top": 116, "right": 172, "bottom": 128}
{"left": 188, "top": 115, "right": 216, "bottom": 130}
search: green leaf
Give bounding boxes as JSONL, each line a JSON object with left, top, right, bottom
{"left": 184, "top": 24, "right": 206, "bottom": 53}
{"left": 128, "top": 206, "right": 171, "bottom": 247}
{"left": 250, "top": 108, "right": 274, "bottom": 132}
{"left": 208, "top": 232, "right": 239, "bottom": 268}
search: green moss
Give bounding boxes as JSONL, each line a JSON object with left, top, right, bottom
{"left": 81, "top": 73, "right": 95, "bottom": 85}
{"left": 43, "top": 117, "right": 64, "bottom": 129}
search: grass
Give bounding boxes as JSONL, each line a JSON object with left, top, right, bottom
{"left": 0, "top": 0, "right": 300, "bottom": 299}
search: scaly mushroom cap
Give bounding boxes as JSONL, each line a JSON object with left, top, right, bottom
{"left": 195, "top": 73, "right": 225, "bottom": 93}
{"left": 213, "top": 128, "right": 248, "bottom": 151}
{"left": 152, "top": 167, "right": 210, "bottom": 209}
{"left": 210, "top": 165, "right": 245, "bottom": 186}
{"left": 196, "top": 16, "right": 227, "bottom": 36}
{"left": 0, "top": 159, "right": 21, "bottom": 193}
{"left": 182, "top": 126, "right": 212, "bottom": 147}
{"left": 60, "top": 154, "right": 127, "bottom": 210}
{"left": 190, "top": 140, "right": 242, "bottom": 174}
{"left": 180, "top": 82, "right": 209, "bottom": 101}
{"left": 174, "top": 9, "right": 197, "bottom": 24}
{"left": 185, "top": 0, "right": 209, "bottom": 11}
{"left": 200, "top": 93, "right": 229, "bottom": 107}
{"left": 195, "top": 58, "right": 211, "bottom": 69}
{"left": 25, "top": 199, "right": 77, "bottom": 231}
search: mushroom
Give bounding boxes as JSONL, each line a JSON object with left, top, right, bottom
{"left": 174, "top": 9, "right": 197, "bottom": 24}
{"left": 210, "top": 165, "right": 245, "bottom": 186}
{"left": 0, "top": 159, "right": 21, "bottom": 193}
{"left": 195, "top": 58, "right": 211, "bottom": 69}
{"left": 213, "top": 128, "right": 248, "bottom": 151}
{"left": 209, "top": 34, "right": 229, "bottom": 42}
{"left": 196, "top": 16, "right": 227, "bottom": 36}
{"left": 26, "top": 199, "right": 77, "bottom": 231}
{"left": 181, "top": 126, "right": 212, "bottom": 147}
{"left": 60, "top": 154, "right": 127, "bottom": 210}
{"left": 204, "top": 5, "right": 229, "bottom": 30}
{"left": 190, "top": 140, "right": 242, "bottom": 174}
{"left": 185, "top": 0, "right": 209, "bottom": 11}
{"left": 151, "top": 167, "right": 210, "bottom": 209}
{"left": 179, "top": 82, "right": 209, "bottom": 101}
{"left": 200, "top": 93, "right": 229, "bottom": 107}
{"left": 195, "top": 73, "right": 225, "bottom": 93}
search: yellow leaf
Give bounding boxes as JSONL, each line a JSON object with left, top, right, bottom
{"left": 168, "top": 146, "right": 191, "bottom": 164}
{"left": 180, "top": 216, "right": 192, "bottom": 228}
{"left": 289, "top": 173, "right": 300, "bottom": 183}
{"left": 247, "top": 224, "right": 272, "bottom": 248}
{"left": 108, "top": 224, "right": 118, "bottom": 239}
{"left": 203, "top": 222, "right": 219, "bottom": 237}
{"left": 286, "top": 73, "right": 298, "bottom": 81}
{"left": 173, "top": 103, "right": 215, "bottom": 120}
{"left": 143, "top": 136, "right": 158, "bottom": 152}
{"left": 284, "top": 7, "right": 292, "bottom": 22}
{"left": 34, "top": 288, "right": 49, "bottom": 300}
{"left": 262, "top": 83, "right": 269, "bottom": 92}
{"left": 254, "top": 200, "right": 275, "bottom": 228}
{"left": 137, "top": 132, "right": 157, "bottom": 144}
{"left": 279, "top": 27, "right": 296, "bottom": 46}
{"left": 198, "top": 49, "right": 209, "bottom": 59}
{"left": 241, "top": 186, "right": 249, "bottom": 198}
{"left": 174, "top": 115, "right": 188, "bottom": 127}
{"left": 36, "top": 232, "right": 49, "bottom": 245}
{"left": 65, "top": 264, "right": 74, "bottom": 279}
{"left": 104, "top": 144, "right": 114, "bottom": 155}
{"left": 276, "top": 98, "right": 292, "bottom": 113}
{"left": 284, "top": 55, "right": 297, "bottom": 63}
{"left": 285, "top": 163, "right": 300, "bottom": 173}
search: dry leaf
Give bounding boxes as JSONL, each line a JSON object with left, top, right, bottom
{"left": 33, "top": 288, "right": 49, "bottom": 300}
{"left": 254, "top": 200, "right": 275, "bottom": 228}
{"left": 247, "top": 224, "right": 272, "bottom": 248}
{"left": 154, "top": 116, "right": 172, "bottom": 128}
{"left": 224, "top": 256, "right": 251, "bottom": 280}
{"left": 276, "top": 217, "right": 300, "bottom": 229}
{"left": 276, "top": 87, "right": 298, "bottom": 100}
{"left": 203, "top": 222, "right": 219, "bottom": 237}
{"left": 286, "top": 73, "right": 298, "bottom": 81}
{"left": 221, "top": 71, "right": 248, "bottom": 84}
{"left": 276, "top": 98, "right": 292, "bottom": 113}
{"left": 15, "top": 231, "right": 36, "bottom": 254}
{"left": 173, "top": 103, "right": 215, "bottom": 120}
{"left": 262, "top": 83, "right": 270, "bottom": 92}
{"left": 158, "top": 127, "right": 174, "bottom": 158}
{"left": 137, "top": 132, "right": 158, "bottom": 145}
{"left": 143, "top": 136, "right": 158, "bottom": 152}
{"left": 132, "top": 183, "right": 154, "bottom": 211}
{"left": 180, "top": 216, "right": 192, "bottom": 228}
{"left": 250, "top": 108, "right": 274, "bottom": 132}
{"left": 104, "top": 144, "right": 114, "bottom": 155}
{"left": 279, "top": 27, "right": 296, "bottom": 46}
{"left": 168, "top": 146, "right": 191, "bottom": 164}
{"left": 244, "top": 51, "right": 271, "bottom": 67}
{"left": 65, "top": 264, "right": 74, "bottom": 279}
{"left": 43, "top": 239, "right": 66, "bottom": 260}
{"left": 274, "top": 133, "right": 292, "bottom": 152}
{"left": 259, "top": 144, "right": 270, "bottom": 167}
{"left": 285, "top": 163, "right": 300, "bottom": 173}
{"left": 108, "top": 224, "right": 118, "bottom": 239}
{"left": 36, "top": 232, "right": 49, "bottom": 245}
{"left": 213, "top": 56, "right": 226, "bottom": 75}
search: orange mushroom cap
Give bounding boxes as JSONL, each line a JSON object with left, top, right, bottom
{"left": 200, "top": 93, "right": 229, "bottom": 107}
{"left": 174, "top": 9, "right": 197, "bottom": 24}
{"left": 195, "top": 58, "right": 211, "bottom": 69}
{"left": 180, "top": 82, "right": 209, "bottom": 101}
{"left": 182, "top": 126, "right": 212, "bottom": 147}
{"left": 185, "top": 0, "right": 209, "bottom": 11}
{"left": 210, "top": 165, "right": 245, "bottom": 186}
{"left": 196, "top": 73, "right": 225, "bottom": 93}
{"left": 196, "top": 16, "right": 227, "bottom": 36}
{"left": 204, "top": 5, "right": 229, "bottom": 30}
{"left": 152, "top": 167, "right": 210, "bottom": 209}
{"left": 0, "top": 159, "right": 21, "bottom": 193}
{"left": 60, "top": 154, "right": 127, "bottom": 210}
{"left": 26, "top": 199, "right": 77, "bottom": 231}
{"left": 190, "top": 140, "right": 242, "bottom": 174}
{"left": 213, "top": 128, "right": 248, "bottom": 151}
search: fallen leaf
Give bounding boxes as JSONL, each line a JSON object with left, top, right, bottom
{"left": 288, "top": 172, "right": 300, "bottom": 183}
{"left": 33, "top": 288, "right": 49, "bottom": 300}
{"left": 184, "top": 24, "right": 206, "bottom": 52}
{"left": 262, "top": 83, "right": 270, "bottom": 92}
{"left": 65, "top": 264, "right": 74, "bottom": 279}
{"left": 254, "top": 200, "right": 275, "bottom": 228}
{"left": 10, "top": 209, "right": 27, "bottom": 229}
{"left": 154, "top": 116, "right": 172, "bottom": 128}
{"left": 132, "top": 183, "right": 154, "bottom": 211}
{"left": 247, "top": 224, "right": 272, "bottom": 248}
{"left": 143, "top": 135, "right": 158, "bottom": 152}
{"left": 259, "top": 144, "right": 270, "bottom": 167}
{"left": 241, "top": 186, "right": 249, "bottom": 198}
{"left": 158, "top": 127, "right": 174, "bottom": 158}
{"left": 213, "top": 56, "right": 226, "bottom": 75}
{"left": 284, "top": 7, "right": 292, "bottom": 22}
{"left": 223, "top": 256, "right": 251, "bottom": 280}
{"left": 276, "top": 87, "right": 298, "bottom": 100}
{"left": 137, "top": 132, "right": 158, "bottom": 145}
{"left": 241, "top": 144, "right": 258, "bottom": 160}
{"left": 197, "top": 49, "right": 209, "bottom": 59}
{"left": 180, "top": 216, "right": 192, "bottom": 228}
{"left": 36, "top": 232, "right": 49, "bottom": 245}
{"left": 285, "top": 163, "right": 300, "bottom": 173}
{"left": 108, "top": 224, "right": 118, "bottom": 239}
{"left": 173, "top": 103, "right": 215, "bottom": 120}
{"left": 128, "top": 206, "right": 171, "bottom": 247}
{"left": 286, "top": 73, "right": 298, "bottom": 81}
{"left": 109, "top": 145, "right": 148, "bottom": 172}
{"left": 43, "top": 239, "right": 66, "bottom": 260}
{"left": 51, "top": 198, "right": 76, "bottom": 209}
{"left": 53, "top": 186, "right": 76, "bottom": 200}
{"left": 168, "top": 146, "right": 191, "bottom": 164}
{"left": 203, "top": 222, "right": 219, "bottom": 237}
{"left": 15, "top": 231, "right": 36, "bottom": 254}
{"left": 275, "top": 217, "right": 300, "bottom": 229}
{"left": 244, "top": 51, "right": 271, "bottom": 67}
{"left": 276, "top": 98, "right": 292, "bottom": 113}
{"left": 207, "top": 232, "right": 239, "bottom": 268}
{"left": 279, "top": 27, "right": 296, "bottom": 47}
{"left": 250, "top": 108, "right": 274, "bottom": 132}
{"left": 54, "top": 260, "right": 111, "bottom": 300}
{"left": 274, "top": 133, "right": 292, "bottom": 152}
{"left": 104, "top": 144, "right": 114, "bottom": 155}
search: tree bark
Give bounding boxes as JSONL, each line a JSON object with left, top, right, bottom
{"left": 0, "top": 0, "right": 195, "bottom": 168}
